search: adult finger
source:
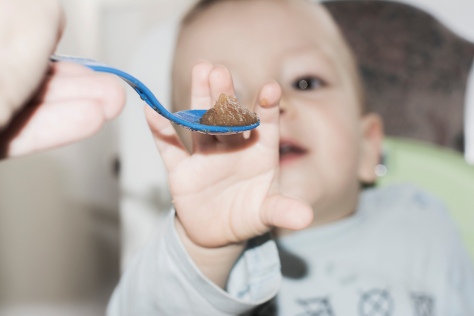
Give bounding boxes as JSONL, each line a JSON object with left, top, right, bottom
{"left": 34, "top": 70, "right": 125, "bottom": 120}
{"left": 56, "top": 3, "right": 66, "bottom": 44}
{"left": 145, "top": 105, "right": 189, "bottom": 173}
{"left": 0, "top": 68, "right": 126, "bottom": 158}
{"left": 1, "top": 98, "right": 107, "bottom": 158}
{"left": 0, "top": 0, "right": 64, "bottom": 129}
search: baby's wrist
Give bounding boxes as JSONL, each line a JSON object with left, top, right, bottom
{"left": 174, "top": 217, "right": 247, "bottom": 289}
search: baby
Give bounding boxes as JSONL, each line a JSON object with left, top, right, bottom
{"left": 108, "top": 0, "right": 474, "bottom": 315}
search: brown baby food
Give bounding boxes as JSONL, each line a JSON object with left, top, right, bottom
{"left": 200, "top": 93, "right": 259, "bottom": 127}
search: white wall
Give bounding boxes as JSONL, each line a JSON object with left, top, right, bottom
{"left": 397, "top": 0, "right": 474, "bottom": 42}
{"left": 0, "top": 0, "right": 194, "bottom": 315}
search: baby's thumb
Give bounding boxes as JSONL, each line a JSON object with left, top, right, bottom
{"left": 260, "top": 194, "right": 313, "bottom": 231}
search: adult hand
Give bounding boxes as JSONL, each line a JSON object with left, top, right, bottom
{"left": 0, "top": 0, "right": 125, "bottom": 158}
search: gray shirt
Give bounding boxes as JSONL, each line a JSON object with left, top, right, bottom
{"left": 107, "top": 184, "right": 474, "bottom": 315}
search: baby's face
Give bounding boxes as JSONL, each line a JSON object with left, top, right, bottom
{"left": 173, "top": 0, "right": 382, "bottom": 223}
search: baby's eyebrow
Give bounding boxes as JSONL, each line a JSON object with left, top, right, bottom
{"left": 280, "top": 47, "right": 337, "bottom": 68}
{"left": 277, "top": 45, "right": 337, "bottom": 64}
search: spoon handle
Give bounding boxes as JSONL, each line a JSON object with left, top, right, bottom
{"left": 50, "top": 54, "right": 172, "bottom": 118}
{"left": 50, "top": 54, "right": 260, "bottom": 135}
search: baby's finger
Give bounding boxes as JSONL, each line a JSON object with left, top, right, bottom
{"left": 208, "top": 66, "right": 248, "bottom": 145}
{"left": 191, "top": 62, "right": 216, "bottom": 151}
{"left": 209, "top": 66, "right": 236, "bottom": 102}
{"left": 260, "top": 194, "right": 313, "bottom": 231}
{"left": 145, "top": 105, "right": 189, "bottom": 172}
{"left": 254, "top": 81, "right": 282, "bottom": 149}
{"left": 191, "top": 61, "right": 214, "bottom": 110}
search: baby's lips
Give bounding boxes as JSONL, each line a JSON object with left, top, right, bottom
{"left": 279, "top": 139, "right": 308, "bottom": 155}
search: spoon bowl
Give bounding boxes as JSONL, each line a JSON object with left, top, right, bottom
{"left": 50, "top": 54, "right": 260, "bottom": 135}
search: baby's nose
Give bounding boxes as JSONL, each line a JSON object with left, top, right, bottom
{"left": 279, "top": 97, "right": 294, "bottom": 118}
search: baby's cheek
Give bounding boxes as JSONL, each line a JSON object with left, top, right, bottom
{"left": 279, "top": 166, "right": 316, "bottom": 201}
{"left": 325, "top": 123, "right": 360, "bottom": 186}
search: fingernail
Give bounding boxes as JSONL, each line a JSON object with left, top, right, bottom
{"left": 259, "top": 97, "right": 277, "bottom": 108}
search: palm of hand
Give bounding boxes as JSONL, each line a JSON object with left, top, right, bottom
{"left": 170, "top": 132, "right": 279, "bottom": 247}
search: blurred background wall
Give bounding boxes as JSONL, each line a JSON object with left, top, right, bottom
{"left": 0, "top": 0, "right": 472, "bottom": 315}
{"left": 0, "top": 1, "right": 195, "bottom": 315}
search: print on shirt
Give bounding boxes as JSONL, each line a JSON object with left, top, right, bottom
{"left": 295, "top": 296, "right": 335, "bottom": 316}
{"left": 358, "top": 289, "right": 394, "bottom": 316}
{"left": 411, "top": 293, "right": 434, "bottom": 316}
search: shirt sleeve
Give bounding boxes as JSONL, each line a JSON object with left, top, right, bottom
{"left": 106, "top": 209, "right": 281, "bottom": 316}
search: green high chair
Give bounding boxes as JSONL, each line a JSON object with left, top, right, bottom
{"left": 378, "top": 137, "right": 474, "bottom": 262}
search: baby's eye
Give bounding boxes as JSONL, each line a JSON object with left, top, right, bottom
{"left": 292, "top": 77, "right": 324, "bottom": 91}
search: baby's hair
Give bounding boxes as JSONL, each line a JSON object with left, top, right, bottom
{"left": 181, "top": 0, "right": 223, "bottom": 25}
{"left": 180, "top": 0, "right": 367, "bottom": 113}
{"left": 182, "top": 0, "right": 280, "bottom": 26}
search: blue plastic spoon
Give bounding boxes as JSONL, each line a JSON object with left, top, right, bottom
{"left": 50, "top": 54, "right": 260, "bottom": 135}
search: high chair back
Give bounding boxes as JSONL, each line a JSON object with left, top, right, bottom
{"left": 324, "top": 1, "right": 474, "bottom": 152}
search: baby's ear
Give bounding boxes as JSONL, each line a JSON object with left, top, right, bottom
{"left": 358, "top": 113, "right": 384, "bottom": 184}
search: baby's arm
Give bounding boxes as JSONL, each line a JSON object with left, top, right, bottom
{"left": 108, "top": 63, "right": 312, "bottom": 315}
{"left": 145, "top": 62, "right": 313, "bottom": 289}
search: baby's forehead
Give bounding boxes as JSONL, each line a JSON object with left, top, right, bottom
{"left": 185, "top": 0, "right": 339, "bottom": 40}
{"left": 179, "top": 0, "right": 348, "bottom": 66}
{"left": 174, "top": 0, "right": 362, "bottom": 109}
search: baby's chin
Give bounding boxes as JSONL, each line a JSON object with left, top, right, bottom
{"left": 279, "top": 175, "right": 320, "bottom": 207}
{"left": 279, "top": 166, "right": 347, "bottom": 211}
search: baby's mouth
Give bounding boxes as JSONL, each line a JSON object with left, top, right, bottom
{"left": 279, "top": 141, "right": 308, "bottom": 165}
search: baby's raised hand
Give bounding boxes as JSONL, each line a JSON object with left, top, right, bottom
{"left": 145, "top": 62, "right": 312, "bottom": 251}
